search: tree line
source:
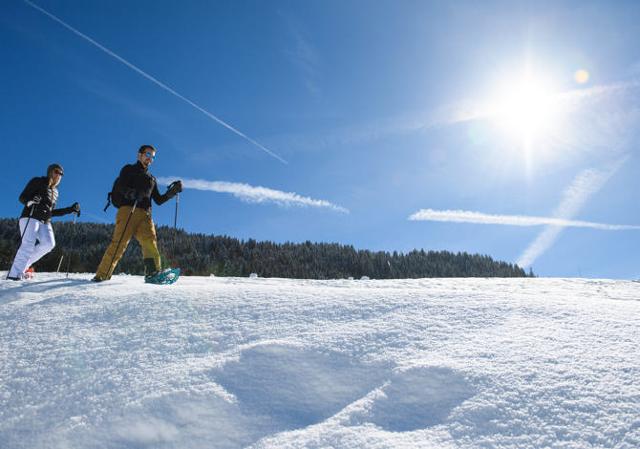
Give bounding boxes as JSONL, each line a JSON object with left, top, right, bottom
{"left": 0, "top": 218, "right": 532, "bottom": 278}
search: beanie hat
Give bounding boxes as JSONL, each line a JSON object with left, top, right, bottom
{"left": 47, "top": 163, "right": 64, "bottom": 177}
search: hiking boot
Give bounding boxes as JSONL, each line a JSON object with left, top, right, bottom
{"left": 143, "top": 258, "right": 159, "bottom": 279}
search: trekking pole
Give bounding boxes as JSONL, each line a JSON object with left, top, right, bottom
{"left": 65, "top": 212, "right": 79, "bottom": 278}
{"left": 6, "top": 204, "right": 35, "bottom": 280}
{"left": 174, "top": 193, "right": 179, "bottom": 229}
{"left": 106, "top": 201, "right": 137, "bottom": 278}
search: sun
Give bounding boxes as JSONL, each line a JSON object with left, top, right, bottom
{"left": 480, "top": 69, "right": 570, "bottom": 173}
{"left": 488, "top": 75, "right": 560, "bottom": 140}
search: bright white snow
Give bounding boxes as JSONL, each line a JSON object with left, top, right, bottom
{"left": 1, "top": 273, "right": 639, "bottom": 449}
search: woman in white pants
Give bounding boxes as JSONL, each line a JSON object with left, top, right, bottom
{"left": 7, "top": 163, "right": 80, "bottom": 280}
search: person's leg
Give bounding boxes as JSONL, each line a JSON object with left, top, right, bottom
{"left": 25, "top": 222, "right": 55, "bottom": 267}
{"left": 94, "top": 206, "right": 140, "bottom": 280}
{"left": 8, "top": 218, "right": 41, "bottom": 278}
{"left": 134, "top": 211, "right": 162, "bottom": 275}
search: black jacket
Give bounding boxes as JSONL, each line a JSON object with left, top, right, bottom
{"left": 19, "top": 177, "right": 75, "bottom": 223}
{"left": 114, "top": 161, "right": 171, "bottom": 210}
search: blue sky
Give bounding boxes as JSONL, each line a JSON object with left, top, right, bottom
{"left": 2, "top": 0, "right": 640, "bottom": 278}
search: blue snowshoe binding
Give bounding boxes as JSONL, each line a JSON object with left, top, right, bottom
{"left": 145, "top": 268, "right": 181, "bottom": 285}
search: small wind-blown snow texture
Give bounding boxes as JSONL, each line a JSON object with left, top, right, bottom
{"left": 157, "top": 177, "right": 349, "bottom": 213}
{"left": 1, "top": 274, "right": 639, "bottom": 449}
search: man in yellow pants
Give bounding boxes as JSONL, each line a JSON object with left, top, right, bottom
{"left": 93, "top": 145, "right": 182, "bottom": 282}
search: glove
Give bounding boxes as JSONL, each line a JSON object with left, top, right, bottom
{"left": 27, "top": 195, "right": 42, "bottom": 208}
{"left": 70, "top": 202, "right": 81, "bottom": 217}
{"left": 166, "top": 180, "right": 183, "bottom": 199}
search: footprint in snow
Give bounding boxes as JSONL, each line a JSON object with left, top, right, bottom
{"left": 215, "top": 344, "right": 476, "bottom": 435}
{"left": 364, "top": 366, "right": 476, "bottom": 432}
{"left": 102, "top": 344, "right": 391, "bottom": 449}
{"left": 213, "top": 344, "right": 390, "bottom": 431}
{"left": 100, "top": 346, "right": 477, "bottom": 449}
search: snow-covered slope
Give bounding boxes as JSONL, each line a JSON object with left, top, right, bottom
{"left": 1, "top": 273, "right": 638, "bottom": 449}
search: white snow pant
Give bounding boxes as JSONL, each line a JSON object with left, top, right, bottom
{"left": 8, "top": 218, "right": 56, "bottom": 278}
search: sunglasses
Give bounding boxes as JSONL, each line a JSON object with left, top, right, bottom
{"left": 144, "top": 151, "right": 155, "bottom": 159}
{"left": 54, "top": 169, "right": 64, "bottom": 176}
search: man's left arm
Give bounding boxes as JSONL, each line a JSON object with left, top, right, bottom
{"left": 152, "top": 178, "right": 182, "bottom": 205}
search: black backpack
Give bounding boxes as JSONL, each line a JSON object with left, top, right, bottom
{"left": 103, "top": 176, "right": 125, "bottom": 211}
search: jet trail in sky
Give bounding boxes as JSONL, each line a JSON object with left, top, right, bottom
{"left": 409, "top": 208, "right": 640, "bottom": 231}
{"left": 23, "top": 0, "right": 288, "bottom": 165}
{"left": 157, "top": 177, "right": 349, "bottom": 213}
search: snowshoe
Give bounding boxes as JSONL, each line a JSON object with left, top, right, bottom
{"left": 144, "top": 268, "right": 180, "bottom": 285}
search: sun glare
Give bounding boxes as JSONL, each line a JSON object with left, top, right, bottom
{"left": 489, "top": 76, "right": 559, "bottom": 139}
{"left": 481, "top": 69, "right": 569, "bottom": 174}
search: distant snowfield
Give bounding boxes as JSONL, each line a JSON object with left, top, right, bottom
{"left": 1, "top": 274, "right": 639, "bottom": 449}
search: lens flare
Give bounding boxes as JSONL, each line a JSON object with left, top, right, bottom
{"left": 574, "top": 69, "right": 590, "bottom": 84}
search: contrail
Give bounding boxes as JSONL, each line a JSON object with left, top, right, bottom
{"left": 23, "top": 0, "right": 288, "bottom": 165}
{"left": 157, "top": 177, "right": 349, "bottom": 213}
{"left": 516, "top": 158, "right": 627, "bottom": 267}
{"left": 409, "top": 208, "right": 640, "bottom": 231}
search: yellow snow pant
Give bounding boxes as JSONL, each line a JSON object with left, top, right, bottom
{"left": 94, "top": 206, "right": 161, "bottom": 280}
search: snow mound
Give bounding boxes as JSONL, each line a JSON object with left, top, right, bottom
{"left": 1, "top": 273, "right": 639, "bottom": 449}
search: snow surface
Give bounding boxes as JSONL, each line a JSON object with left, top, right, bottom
{"left": 1, "top": 273, "right": 639, "bottom": 449}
